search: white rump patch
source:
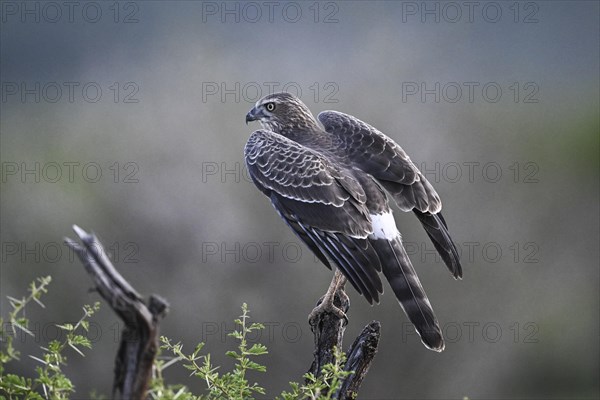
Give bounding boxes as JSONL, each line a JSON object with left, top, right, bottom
{"left": 370, "top": 211, "right": 399, "bottom": 240}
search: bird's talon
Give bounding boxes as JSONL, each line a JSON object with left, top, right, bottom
{"left": 308, "top": 300, "right": 348, "bottom": 326}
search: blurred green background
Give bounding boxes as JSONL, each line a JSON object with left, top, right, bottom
{"left": 1, "top": 1, "right": 598, "bottom": 398}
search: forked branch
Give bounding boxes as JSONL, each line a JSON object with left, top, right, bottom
{"left": 65, "top": 225, "right": 168, "bottom": 400}
{"left": 308, "top": 286, "right": 381, "bottom": 399}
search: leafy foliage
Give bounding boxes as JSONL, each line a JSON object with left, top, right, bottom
{"left": 279, "top": 346, "right": 352, "bottom": 400}
{"left": 1, "top": 276, "right": 99, "bottom": 399}
{"left": 152, "top": 303, "right": 353, "bottom": 400}
{"left": 152, "top": 303, "right": 267, "bottom": 400}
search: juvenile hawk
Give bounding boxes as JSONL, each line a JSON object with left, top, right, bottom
{"left": 244, "top": 92, "right": 461, "bottom": 351}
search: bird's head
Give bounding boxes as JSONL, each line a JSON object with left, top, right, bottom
{"left": 245, "top": 92, "right": 319, "bottom": 137}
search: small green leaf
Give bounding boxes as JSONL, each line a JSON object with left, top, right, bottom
{"left": 80, "top": 320, "right": 90, "bottom": 331}
{"left": 247, "top": 344, "right": 268, "bottom": 355}
{"left": 225, "top": 350, "right": 239, "bottom": 359}
{"left": 56, "top": 323, "right": 74, "bottom": 331}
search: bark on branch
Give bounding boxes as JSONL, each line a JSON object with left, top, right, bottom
{"left": 65, "top": 225, "right": 168, "bottom": 400}
{"left": 308, "top": 286, "right": 381, "bottom": 399}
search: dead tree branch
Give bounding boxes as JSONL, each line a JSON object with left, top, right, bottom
{"left": 65, "top": 225, "right": 168, "bottom": 400}
{"left": 308, "top": 285, "right": 381, "bottom": 399}
{"left": 337, "top": 321, "right": 381, "bottom": 399}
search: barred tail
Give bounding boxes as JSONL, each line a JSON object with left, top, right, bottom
{"left": 371, "top": 236, "right": 444, "bottom": 351}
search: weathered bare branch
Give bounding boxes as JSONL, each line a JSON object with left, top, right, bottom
{"left": 308, "top": 287, "right": 350, "bottom": 378}
{"left": 337, "top": 321, "right": 381, "bottom": 399}
{"left": 65, "top": 225, "right": 168, "bottom": 400}
{"left": 307, "top": 285, "right": 380, "bottom": 399}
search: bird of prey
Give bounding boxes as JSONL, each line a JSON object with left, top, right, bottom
{"left": 244, "top": 92, "right": 461, "bottom": 351}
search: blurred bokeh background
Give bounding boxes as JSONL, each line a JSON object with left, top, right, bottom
{"left": 1, "top": 1, "right": 598, "bottom": 398}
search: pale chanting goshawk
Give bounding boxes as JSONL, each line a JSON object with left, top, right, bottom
{"left": 244, "top": 92, "right": 461, "bottom": 351}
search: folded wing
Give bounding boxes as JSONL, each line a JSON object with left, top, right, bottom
{"left": 244, "top": 130, "right": 384, "bottom": 303}
{"left": 318, "top": 111, "right": 462, "bottom": 278}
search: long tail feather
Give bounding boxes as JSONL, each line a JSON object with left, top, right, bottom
{"left": 371, "top": 236, "right": 444, "bottom": 351}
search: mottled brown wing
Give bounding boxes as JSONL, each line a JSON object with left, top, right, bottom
{"left": 318, "top": 111, "right": 462, "bottom": 278}
{"left": 244, "top": 130, "right": 384, "bottom": 302}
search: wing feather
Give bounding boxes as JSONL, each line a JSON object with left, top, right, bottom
{"left": 245, "top": 130, "right": 365, "bottom": 208}
{"left": 269, "top": 194, "right": 384, "bottom": 304}
{"left": 245, "top": 130, "right": 384, "bottom": 303}
{"left": 318, "top": 110, "right": 441, "bottom": 213}
{"left": 318, "top": 111, "right": 461, "bottom": 278}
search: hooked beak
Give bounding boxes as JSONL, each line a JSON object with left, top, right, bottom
{"left": 245, "top": 107, "right": 260, "bottom": 124}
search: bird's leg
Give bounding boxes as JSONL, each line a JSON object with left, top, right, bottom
{"left": 308, "top": 269, "right": 349, "bottom": 326}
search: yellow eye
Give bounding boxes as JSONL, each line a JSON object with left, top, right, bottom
{"left": 265, "top": 102, "right": 276, "bottom": 112}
